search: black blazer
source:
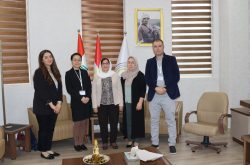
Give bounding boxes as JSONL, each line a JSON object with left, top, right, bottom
{"left": 33, "top": 68, "right": 63, "bottom": 115}
{"left": 65, "top": 68, "right": 91, "bottom": 100}
{"left": 65, "top": 68, "right": 91, "bottom": 121}
{"left": 121, "top": 71, "right": 146, "bottom": 139}
{"left": 145, "top": 53, "right": 180, "bottom": 101}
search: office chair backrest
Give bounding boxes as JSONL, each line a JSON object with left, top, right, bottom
{"left": 197, "top": 92, "right": 228, "bottom": 126}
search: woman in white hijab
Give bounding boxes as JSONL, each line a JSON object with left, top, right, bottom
{"left": 121, "top": 56, "right": 146, "bottom": 147}
{"left": 92, "top": 58, "right": 123, "bottom": 150}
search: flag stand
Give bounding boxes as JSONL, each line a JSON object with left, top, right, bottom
{"left": 0, "top": 41, "right": 6, "bottom": 127}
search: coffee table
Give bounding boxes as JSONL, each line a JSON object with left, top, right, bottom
{"left": 62, "top": 146, "right": 172, "bottom": 165}
{"left": 4, "top": 123, "right": 32, "bottom": 159}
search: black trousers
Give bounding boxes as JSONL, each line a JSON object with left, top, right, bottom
{"left": 98, "top": 104, "right": 119, "bottom": 144}
{"left": 36, "top": 113, "right": 57, "bottom": 152}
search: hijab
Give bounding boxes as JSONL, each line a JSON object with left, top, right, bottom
{"left": 121, "top": 56, "right": 139, "bottom": 86}
{"left": 97, "top": 58, "right": 115, "bottom": 79}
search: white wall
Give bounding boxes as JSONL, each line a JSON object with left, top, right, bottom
{"left": 125, "top": 0, "right": 220, "bottom": 122}
{"left": 219, "top": 0, "right": 250, "bottom": 108}
{"left": 0, "top": 0, "right": 249, "bottom": 125}
{"left": 1, "top": 0, "right": 82, "bottom": 124}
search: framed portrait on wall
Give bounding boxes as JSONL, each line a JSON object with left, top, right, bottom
{"left": 135, "top": 8, "right": 163, "bottom": 46}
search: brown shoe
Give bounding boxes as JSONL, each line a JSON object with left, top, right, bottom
{"left": 102, "top": 143, "right": 108, "bottom": 150}
{"left": 110, "top": 143, "right": 118, "bottom": 149}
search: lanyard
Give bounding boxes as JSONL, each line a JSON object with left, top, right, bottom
{"left": 74, "top": 69, "right": 83, "bottom": 90}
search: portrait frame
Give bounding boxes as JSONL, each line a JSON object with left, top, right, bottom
{"left": 135, "top": 8, "right": 163, "bottom": 46}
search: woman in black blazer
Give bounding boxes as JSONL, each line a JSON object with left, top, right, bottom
{"left": 65, "top": 53, "right": 92, "bottom": 151}
{"left": 33, "top": 50, "right": 62, "bottom": 159}
{"left": 121, "top": 56, "right": 146, "bottom": 147}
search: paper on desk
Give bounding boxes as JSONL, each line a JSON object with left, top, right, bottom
{"left": 136, "top": 149, "right": 163, "bottom": 162}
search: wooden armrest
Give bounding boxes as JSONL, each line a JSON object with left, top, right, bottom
{"left": 27, "top": 108, "right": 39, "bottom": 139}
{"left": 185, "top": 111, "right": 197, "bottom": 123}
{"left": 0, "top": 127, "right": 4, "bottom": 139}
{"left": 175, "top": 102, "right": 182, "bottom": 113}
{"left": 67, "top": 103, "right": 73, "bottom": 120}
{"left": 67, "top": 103, "right": 70, "bottom": 107}
{"left": 218, "top": 114, "right": 232, "bottom": 134}
{"left": 91, "top": 113, "right": 98, "bottom": 118}
{"left": 175, "top": 101, "right": 183, "bottom": 125}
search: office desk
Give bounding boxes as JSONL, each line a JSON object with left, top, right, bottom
{"left": 242, "top": 135, "right": 250, "bottom": 165}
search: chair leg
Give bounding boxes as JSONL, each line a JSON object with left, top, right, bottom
{"left": 176, "top": 135, "right": 179, "bottom": 143}
{"left": 186, "top": 136, "right": 226, "bottom": 153}
{"left": 191, "top": 145, "right": 203, "bottom": 152}
{"left": 210, "top": 142, "right": 228, "bottom": 147}
{"left": 207, "top": 145, "right": 221, "bottom": 153}
{"left": 186, "top": 140, "right": 202, "bottom": 145}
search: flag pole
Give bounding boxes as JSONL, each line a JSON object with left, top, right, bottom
{"left": 123, "top": 0, "right": 126, "bottom": 34}
{"left": 0, "top": 41, "right": 6, "bottom": 127}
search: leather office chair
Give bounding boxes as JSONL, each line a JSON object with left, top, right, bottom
{"left": 183, "top": 92, "right": 231, "bottom": 153}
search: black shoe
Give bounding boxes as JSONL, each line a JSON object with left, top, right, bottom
{"left": 169, "top": 146, "right": 176, "bottom": 154}
{"left": 52, "top": 152, "right": 60, "bottom": 157}
{"left": 111, "top": 143, "right": 118, "bottom": 149}
{"left": 126, "top": 141, "right": 133, "bottom": 148}
{"left": 81, "top": 144, "right": 88, "bottom": 150}
{"left": 151, "top": 144, "right": 159, "bottom": 149}
{"left": 40, "top": 153, "right": 54, "bottom": 160}
{"left": 74, "top": 145, "right": 82, "bottom": 152}
{"left": 47, "top": 151, "right": 60, "bottom": 157}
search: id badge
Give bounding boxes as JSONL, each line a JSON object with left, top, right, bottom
{"left": 157, "top": 76, "right": 164, "bottom": 81}
{"left": 79, "top": 90, "right": 86, "bottom": 96}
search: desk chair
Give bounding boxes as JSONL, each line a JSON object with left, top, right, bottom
{"left": 183, "top": 92, "right": 231, "bottom": 153}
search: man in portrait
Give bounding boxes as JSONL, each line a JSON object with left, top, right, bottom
{"left": 138, "top": 13, "right": 160, "bottom": 43}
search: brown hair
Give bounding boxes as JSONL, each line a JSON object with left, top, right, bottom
{"left": 38, "top": 49, "right": 61, "bottom": 84}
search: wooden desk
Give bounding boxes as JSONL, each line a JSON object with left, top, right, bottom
{"left": 242, "top": 135, "right": 250, "bottom": 165}
{"left": 4, "top": 123, "right": 32, "bottom": 159}
{"left": 240, "top": 100, "right": 250, "bottom": 109}
{"left": 231, "top": 108, "right": 250, "bottom": 143}
{"left": 62, "top": 146, "right": 172, "bottom": 165}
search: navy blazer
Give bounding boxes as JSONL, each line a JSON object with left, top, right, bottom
{"left": 145, "top": 53, "right": 180, "bottom": 101}
{"left": 33, "top": 68, "right": 63, "bottom": 115}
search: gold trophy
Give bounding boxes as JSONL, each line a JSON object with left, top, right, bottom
{"left": 83, "top": 139, "right": 110, "bottom": 164}
{"left": 92, "top": 139, "right": 100, "bottom": 163}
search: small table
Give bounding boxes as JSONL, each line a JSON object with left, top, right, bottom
{"left": 4, "top": 123, "right": 32, "bottom": 159}
{"left": 231, "top": 108, "right": 250, "bottom": 143}
{"left": 62, "top": 146, "right": 172, "bottom": 165}
{"left": 242, "top": 135, "right": 250, "bottom": 165}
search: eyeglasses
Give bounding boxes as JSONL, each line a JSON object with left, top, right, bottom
{"left": 102, "top": 62, "right": 110, "bottom": 65}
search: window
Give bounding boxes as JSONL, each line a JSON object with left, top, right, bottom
{"left": 0, "top": 0, "right": 29, "bottom": 84}
{"left": 81, "top": 0, "right": 123, "bottom": 77}
{"left": 171, "top": 0, "right": 212, "bottom": 75}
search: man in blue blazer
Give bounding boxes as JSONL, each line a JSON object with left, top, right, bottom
{"left": 145, "top": 39, "right": 180, "bottom": 154}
